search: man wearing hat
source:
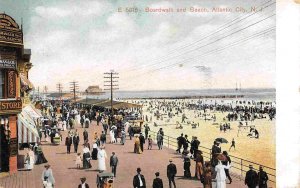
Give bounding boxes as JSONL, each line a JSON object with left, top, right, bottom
{"left": 167, "top": 159, "right": 177, "bottom": 188}
{"left": 78, "top": 177, "right": 89, "bottom": 188}
{"left": 152, "top": 172, "right": 163, "bottom": 188}
{"left": 258, "top": 166, "right": 268, "bottom": 188}
{"left": 133, "top": 167, "right": 146, "bottom": 188}
{"left": 139, "top": 133, "right": 145, "bottom": 152}
{"left": 245, "top": 165, "right": 258, "bottom": 188}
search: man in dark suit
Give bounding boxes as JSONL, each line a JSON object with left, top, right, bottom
{"left": 78, "top": 177, "right": 89, "bottom": 188}
{"left": 133, "top": 167, "right": 146, "bottom": 188}
{"left": 110, "top": 152, "right": 118, "bottom": 177}
{"left": 152, "top": 172, "right": 163, "bottom": 188}
{"left": 245, "top": 165, "right": 258, "bottom": 188}
{"left": 167, "top": 159, "right": 177, "bottom": 188}
{"left": 73, "top": 134, "right": 80, "bottom": 153}
{"left": 139, "top": 133, "right": 145, "bottom": 152}
{"left": 258, "top": 166, "right": 268, "bottom": 188}
{"left": 65, "top": 135, "right": 72, "bottom": 154}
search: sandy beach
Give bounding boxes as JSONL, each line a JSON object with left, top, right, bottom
{"left": 128, "top": 99, "right": 276, "bottom": 181}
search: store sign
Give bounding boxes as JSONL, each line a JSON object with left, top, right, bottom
{"left": 0, "top": 100, "right": 22, "bottom": 111}
{"left": 0, "top": 51, "right": 17, "bottom": 69}
{"left": 0, "top": 14, "right": 23, "bottom": 45}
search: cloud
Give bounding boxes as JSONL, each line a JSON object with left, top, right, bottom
{"left": 24, "top": 0, "right": 275, "bottom": 91}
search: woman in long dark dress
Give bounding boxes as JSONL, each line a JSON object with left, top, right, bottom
{"left": 35, "top": 145, "right": 48, "bottom": 165}
{"left": 91, "top": 143, "right": 98, "bottom": 160}
{"left": 82, "top": 147, "right": 92, "bottom": 169}
{"left": 183, "top": 155, "right": 191, "bottom": 178}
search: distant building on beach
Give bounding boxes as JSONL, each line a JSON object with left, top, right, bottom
{"left": 84, "top": 85, "right": 105, "bottom": 95}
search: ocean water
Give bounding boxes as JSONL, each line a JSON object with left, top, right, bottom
{"left": 92, "top": 88, "right": 275, "bottom": 101}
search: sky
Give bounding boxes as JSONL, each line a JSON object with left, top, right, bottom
{"left": 0, "top": 0, "right": 275, "bottom": 91}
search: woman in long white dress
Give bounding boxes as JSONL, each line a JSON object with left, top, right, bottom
{"left": 109, "top": 129, "right": 115, "bottom": 143}
{"left": 97, "top": 146, "right": 107, "bottom": 172}
{"left": 213, "top": 160, "right": 230, "bottom": 188}
{"left": 28, "top": 148, "right": 35, "bottom": 169}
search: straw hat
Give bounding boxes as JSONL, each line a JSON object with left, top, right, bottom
{"left": 169, "top": 158, "right": 173, "bottom": 162}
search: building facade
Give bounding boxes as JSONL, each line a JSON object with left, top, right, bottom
{"left": 0, "top": 13, "right": 33, "bottom": 174}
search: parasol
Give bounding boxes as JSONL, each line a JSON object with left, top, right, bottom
{"left": 215, "top": 137, "right": 228, "bottom": 144}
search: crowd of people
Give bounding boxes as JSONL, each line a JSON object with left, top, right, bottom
{"left": 21, "top": 99, "right": 273, "bottom": 188}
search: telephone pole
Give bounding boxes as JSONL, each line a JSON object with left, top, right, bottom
{"left": 104, "top": 70, "right": 119, "bottom": 123}
{"left": 69, "top": 81, "right": 79, "bottom": 103}
{"left": 56, "top": 83, "right": 63, "bottom": 104}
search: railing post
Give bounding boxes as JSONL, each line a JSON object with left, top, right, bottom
{"left": 240, "top": 159, "right": 243, "bottom": 181}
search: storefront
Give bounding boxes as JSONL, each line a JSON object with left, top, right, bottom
{"left": 0, "top": 13, "right": 33, "bottom": 174}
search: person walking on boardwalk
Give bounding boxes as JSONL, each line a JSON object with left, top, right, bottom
{"left": 258, "top": 166, "right": 268, "bottom": 188}
{"left": 222, "top": 151, "right": 232, "bottom": 184}
{"left": 158, "top": 128, "right": 164, "bottom": 145}
{"left": 144, "top": 124, "right": 150, "bottom": 139}
{"left": 176, "top": 133, "right": 184, "bottom": 154}
{"left": 157, "top": 132, "right": 163, "bottom": 150}
{"left": 121, "top": 129, "right": 126, "bottom": 145}
{"left": 110, "top": 152, "right": 118, "bottom": 177}
{"left": 152, "top": 172, "right": 163, "bottom": 188}
{"left": 148, "top": 135, "right": 153, "bottom": 150}
{"left": 133, "top": 167, "right": 146, "bottom": 188}
{"left": 128, "top": 125, "right": 134, "bottom": 140}
{"left": 73, "top": 133, "right": 80, "bottom": 153}
{"left": 97, "top": 145, "right": 107, "bottom": 173}
{"left": 139, "top": 133, "right": 145, "bottom": 152}
{"left": 134, "top": 135, "right": 142, "bottom": 154}
{"left": 65, "top": 135, "right": 72, "bottom": 154}
{"left": 229, "top": 138, "right": 235, "bottom": 151}
{"left": 100, "top": 131, "right": 106, "bottom": 145}
{"left": 167, "top": 159, "right": 177, "bottom": 188}
{"left": 245, "top": 165, "right": 258, "bottom": 188}
{"left": 78, "top": 177, "right": 89, "bottom": 188}
{"left": 214, "top": 160, "right": 230, "bottom": 188}
{"left": 42, "top": 164, "right": 55, "bottom": 188}
{"left": 83, "top": 129, "right": 88, "bottom": 142}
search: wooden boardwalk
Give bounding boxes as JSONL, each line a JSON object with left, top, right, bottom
{"left": 0, "top": 121, "right": 248, "bottom": 188}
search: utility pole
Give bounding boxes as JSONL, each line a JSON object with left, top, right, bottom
{"left": 104, "top": 70, "right": 119, "bottom": 124}
{"left": 56, "top": 83, "right": 63, "bottom": 105}
{"left": 37, "top": 86, "right": 40, "bottom": 99}
{"left": 69, "top": 81, "right": 79, "bottom": 103}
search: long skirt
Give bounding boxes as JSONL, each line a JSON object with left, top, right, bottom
{"left": 35, "top": 153, "right": 48, "bottom": 165}
{"left": 92, "top": 148, "right": 98, "bottom": 160}
{"left": 83, "top": 159, "right": 92, "bottom": 169}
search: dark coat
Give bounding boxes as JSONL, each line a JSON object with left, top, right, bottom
{"left": 83, "top": 131, "right": 88, "bottom": 140}
{"left": 152, "top": 177, "right": 163, "bottom": 188}
{"left": 73, "top": 135, "right": 80, "bottom": 145}
{"left": 211, "top": 145, "right": 221, "bottom": 155}
{"left": 258, "top": 170, "right": 268, "bottom": 188}
{"left": 245, "top": 169, "right": 258, "bottom": 187}
{"left": 133, "top": 174, "right": 146, "bottom": 188}
{"left": 110, "top": 155, "right": 118, "bottom": 166}
{"left": 78, "top": 183, "right": 89, "bottom": 188}
{"left": 65, "top": 137, "right": 72, "bottom": 146}
{"left": 167, "top": 163, "right": 177, "bottom": 178}
{"left": 139, "top": 135, "right": 145, "bottom": 145}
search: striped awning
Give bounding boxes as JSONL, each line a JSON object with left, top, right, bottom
{"left": 18, "top": 111, "right": 39, "bottom": 144}
{"left": 20, "top": 73, "right": 34, "bottom": 92}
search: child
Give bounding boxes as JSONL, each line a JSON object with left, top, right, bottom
{"left": 148, "top": 135, "right": 153, "bottom": 150}
{"left": 75, "top": 153, "right": 82, "bottom": 168}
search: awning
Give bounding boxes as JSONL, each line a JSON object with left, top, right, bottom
{"left": 23, "top": 105, "right": 43, "bottom": 119}
{"left": 20, "top": 73, "right": 34, "bottom": 92}
{"left": 18, "top": 111, "right": 40, "bottom": 144}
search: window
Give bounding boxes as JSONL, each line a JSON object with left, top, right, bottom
{"left": 0, "top": 70, "right": 4, "bottom": 99}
